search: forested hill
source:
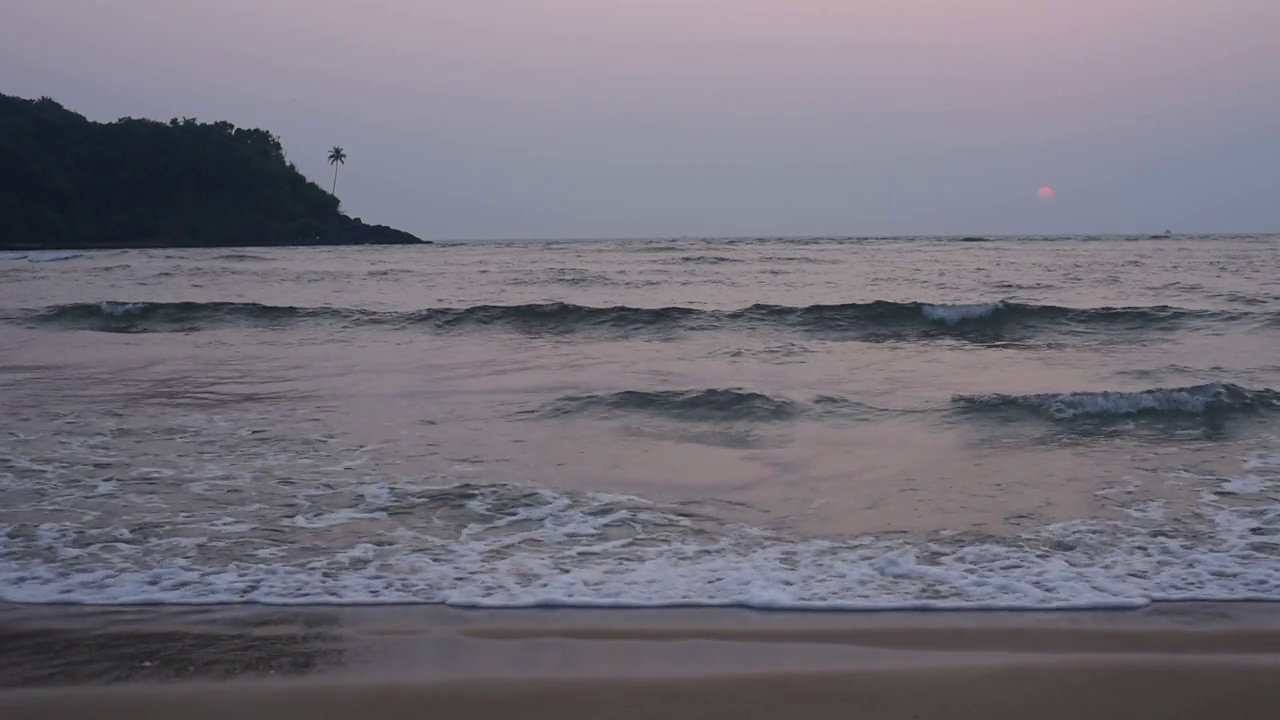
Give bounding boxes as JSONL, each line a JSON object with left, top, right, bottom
{"left": 0, "top": 94, "right": 426, "bottom": 249}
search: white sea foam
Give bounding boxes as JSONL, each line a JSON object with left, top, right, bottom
{"left": 961, "top": 383, "right": 1278, "bottom": 420}
{"left": 2, "top": 403, "right": 1278, "bottom": 610}
{"left": 921, "top": 302, "right": 1003, "bottom": 326}
{"left": 286, "top": 508, "right": 389, "bottom": 528}
{"left": 2, "top": 454, "right": 1279, "bottom": 609}
{"left": 1217, "top": 475, "right": 1272, "bottom": 495}
{"left": 1245, "top": 449, "right": 1280, "bottom": 471}
{"left": 1045, "top": 387, "right": 1228, "bottom": 419}
{"left": 97, "top": 301, "right": 144, "bottom": 316}
{"left": 1122, "top": 500, "right": 1168, "bottom": 520}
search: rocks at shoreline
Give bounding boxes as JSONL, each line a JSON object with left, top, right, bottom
{"left": 319, "top": 215, "right": 432, "bottom": 245}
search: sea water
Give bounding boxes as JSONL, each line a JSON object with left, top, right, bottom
{"left": 1, "top": 235, "right": 1279, "bottom": 608}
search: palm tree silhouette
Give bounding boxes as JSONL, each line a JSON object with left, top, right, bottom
{"left": 327, "top": 146, "right": 347, "bottom": 197}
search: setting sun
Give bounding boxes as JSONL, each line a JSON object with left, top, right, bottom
{"left": 1037, "top": 187, "right": 1056, "bottom": 202}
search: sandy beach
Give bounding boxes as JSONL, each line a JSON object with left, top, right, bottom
{"left": 3, "top": 602, "right": 1279, "bottom": 719}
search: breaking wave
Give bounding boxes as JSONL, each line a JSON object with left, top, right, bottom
{"left": 5, "top": 474, "right": 1280, "bottom": 608}
{"left": 956, "top": 383, "right": 1280, "bottom": 420}
{"left": 19, "top": 301, "right": 359, "bottom": 332}
{"left": 534, "top": 389, "right": 803, "bottom": 422}
{"left": 12, "top": 300, "right": 1246, "bottom": 337}
{"left": 733, "top": 300, "right": 1217, "bottom": 333}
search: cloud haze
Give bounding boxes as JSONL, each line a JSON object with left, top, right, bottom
{"left": 3, "top": 0, "right": 1277, "bottom": 238}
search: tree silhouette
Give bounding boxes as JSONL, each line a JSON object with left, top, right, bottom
{"left": 0, "top": 92, "right": 343, "bottom": 249}
{"left": 327, "top": 146, "right": 346, "bottom": 197}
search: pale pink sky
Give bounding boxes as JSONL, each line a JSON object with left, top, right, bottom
{"left": 2, "top": 1, "right": 1277, "bottom": 238}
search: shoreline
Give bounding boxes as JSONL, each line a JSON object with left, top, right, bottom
{"left": 4, "top": 602, "right": 1280, "bottom": 718}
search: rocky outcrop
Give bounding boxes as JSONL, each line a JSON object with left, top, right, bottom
{"left": 0, "top": 93, "right": 434, "bottom": 250}
{"left": 317, "top": 215, "right": 432, "bottom": 245}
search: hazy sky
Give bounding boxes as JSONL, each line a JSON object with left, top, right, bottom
{"left": 3, "top": 1, "right": 1277, "bottom": 239}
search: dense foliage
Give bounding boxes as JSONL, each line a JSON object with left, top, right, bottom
{"left": 0, "top": 94, "right": 344, "bottom": 249}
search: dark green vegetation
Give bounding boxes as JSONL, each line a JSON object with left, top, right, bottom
{"left": 0, "top": 94, "right": 426, "bottom": 249}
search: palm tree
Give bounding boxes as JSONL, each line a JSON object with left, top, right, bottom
{"left": 327, "top": 146, "right": 347, "bottom": 196}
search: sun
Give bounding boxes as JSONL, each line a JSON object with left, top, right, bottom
{"left": 1037, "top": 186, "right": 1056, "bottom": 202}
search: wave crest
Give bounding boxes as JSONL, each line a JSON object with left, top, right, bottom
{"left": 957, "top": 383, "right": 1280, "bottom": 420}
{"left": 535, "top": 388, "right": 802, "bottom": 422}
{"left": 26, "top": 301, "right": 353, "bottom": 332}
{"left": 13, "top": 299, "right": 1239, "bottom": 338}
{"left": 408, "top": 303, "right": 702, "bottom": 332}
{"left": 921, "top": 302, "right": 1005, "bottom": 325}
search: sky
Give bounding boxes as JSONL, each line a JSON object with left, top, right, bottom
{"left": 2, "top": 1, "right": 1278, "bottom": 239}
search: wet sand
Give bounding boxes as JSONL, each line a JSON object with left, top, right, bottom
{"left": 3, "top": 602, "right": 1280, "bottom": 719}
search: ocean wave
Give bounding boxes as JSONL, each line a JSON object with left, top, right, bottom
{"left": 216, "top": 253, "right": 272, "bottom": 261}
{"left": 22, "top": 301, "right": 357, "bottom": 332}
{"left": 20, "top": 301, "right": 706, "bottom": 334}
{"left": 956, "top": 383, "right": 1280, "bottom": 420}
{"left": 11, "top": 299, "right": 1242, "bottom": 337}
{"left": 921, "top": 302, "right": 1005, "bottom": 325}
{"left": 405, "top": 303, "right": 705, "bottom": 332}
{"left": 530, "top": 389, "right": 890, "bottom": 426}
{"left": 757, "top": 255, "right": 830, "bottom": 263}
{"left": 735, "top": 300, "right": 1209, "bottom": 332}
{"left": 534, "top": 389, "right": 802, "bottom": 422}
{"left": 27, "top": 251, "right": 85, "bottom": 263}
{"left": 631, "top": 244, "right": 686, "bottom": 253}
{"left": 3, "top": 400, "right": 1278, "bottom": 609}
{"left": 659, "top": 255, "right": 745, "bottom": 265}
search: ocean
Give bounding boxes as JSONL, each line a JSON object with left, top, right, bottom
{"left": 2, "top": 235, "right": 1279, "bottom": 610}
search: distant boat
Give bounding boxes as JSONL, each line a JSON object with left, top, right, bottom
{"left": 1148, "top": 229, "right": 1174, "bottom": 239}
